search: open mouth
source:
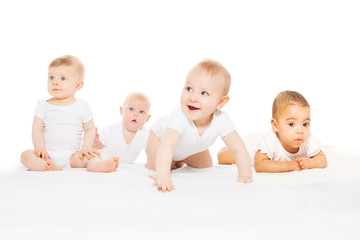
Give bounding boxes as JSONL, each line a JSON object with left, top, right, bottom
{"left": 131, "top": 119, "right": 137, "bottom": 123}
{"left": 188, "top": 105, "right": 200, "bottom": 111}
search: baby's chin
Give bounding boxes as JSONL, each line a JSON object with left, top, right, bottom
{"left": 123, "top": 122, "right": 141, "bottom": 132}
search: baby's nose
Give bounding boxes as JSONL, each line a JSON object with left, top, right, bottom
{"left": 52, "top": 79, "right": 60, "bottom": 85}
{"left": 296, "top": 126, "right": 304, "bottom": 134}
{"left": 190, "top": 94, "right": 198, "bottom": 102}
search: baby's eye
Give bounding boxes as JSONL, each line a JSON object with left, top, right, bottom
{"left": 186, "top": 87, "right": 192, "bottom": 92}
{"left": 303, "top": 122, "right": 310, "bottom": 127}
{"left": 289, "top": 123, "right": 294, "bottom": 127}
{"left": 61, "top": 77, "right": 66, "bottom": 81}
{"left": 140, "top": 110, "right": 145, "bottom": 114}
{"left": 129, "top": 108, "right": 134, "bottom": 111}
{"left": 49, "top": 76, "right": 54, "bottom": 80}
{"left": 201, "top": 91, "right": 209, "bottom": 96}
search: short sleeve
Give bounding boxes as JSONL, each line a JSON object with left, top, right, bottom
{"left": 218, "top": 111, "right": 236, "bottom": 138}
{"left": 99, "top": 126, "right": 109, "bottom": 147}
{"left": 142, "top": 128, "right": 150, "bottom": 150}
{"left": 304, "top": 134, "right": 322, "bottom": 157}
{"left": 34, "top": 99, "right": 45, "bottom": 119}
{"left": 165, "top": 108, "right": 189, "bottom": 135}
{"left": 256, "top": 131, "right": 277, "bottom": 159}
{"left": 81, "top": 101, "right": 93, "bottom": 123}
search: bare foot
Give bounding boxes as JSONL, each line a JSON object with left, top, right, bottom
{"left": 92, "top": 157, "right": 119, "bottom": 173}
{"left": 45, "top": 162, "right": 63, "bottom": 171}
{"left": 171, "top": 161, "right": 185, "bottom": 170}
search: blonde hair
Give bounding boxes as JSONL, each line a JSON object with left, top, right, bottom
{"left": 272, "top": 90, "right": 310, "bottom": 119}
{"left": 123, "top": 92, "right": 151, "bottom": 111}
{"left": 49, "top": 55, "right": 85, "bottom": 81}
{"left": 191, "top": 59, "right": 231, "bottom": 95}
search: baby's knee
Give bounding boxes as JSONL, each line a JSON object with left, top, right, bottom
{"left": 70, "top": 152, "right": 87, "bottom": 168}
{"left": 20, "top": 149, "right": 34, "bottom": 163}
{"left": 217, "top": 147, "right": 235, "bottom": 165}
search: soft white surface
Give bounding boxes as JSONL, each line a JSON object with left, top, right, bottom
{"left": 1, "top": 147, "right": 360, "bottom": 240}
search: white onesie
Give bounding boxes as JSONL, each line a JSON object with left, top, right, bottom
{"left": 34, "top": 98, "right": 93, "bottom": 167}
{"left": 243, "top": 130, "right": 322, "bottom": 165}
{"left": 99, "top": 121, "right": 150, "bottom": 163}
{"left": 151, "top": 108, "right": 235, "bottom": 161}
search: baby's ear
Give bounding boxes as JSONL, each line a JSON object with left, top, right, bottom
{"left": 217, "top": 95, "right": 230, "bottom": 110}
{"left": 146, "top": 114, "right": 151, "bottom": 122}
{"left": 271, "top": 118, "right": 279, "bottom": 132}
{"left": 120, "top": 106, "right": 124, "bottom": 116}
{"left": 76, "top": 81, "right": 84, "bottom": 91}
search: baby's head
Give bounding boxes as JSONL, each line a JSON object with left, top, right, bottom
{"left": 271, "top": 90, "right": 311, "bottom": 153}
{"left": 48, "top": 55, "right": 85, "bottom": 99}
{"left": 120, "top": 92, "right": 151, "bottom": 132}
{"left": 181, "top": 59, "right": 231, "bottom": 122}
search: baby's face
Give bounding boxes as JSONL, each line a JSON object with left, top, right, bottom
{"left": 180, "top": 69, "right": 226, "bottom": 124}
{"left": 121, "top": 98, "right": 150, "bottom": 132}
{"left": 272, "top": 104, "right": 311, "bottom": 153}
{"left": 48, "top": 65, "right": 82, "bottom": 100}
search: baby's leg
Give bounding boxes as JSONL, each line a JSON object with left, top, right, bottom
{"left": 70, "top": 152, "right": 89, "bottom": 168}
{"left": 217, "top": 147, "right": 235, "bottom": 165}
{"left": 87, "top": 155, "right": 119, "bottom": 173}
{"left": 183, "top": 149, "right": 213, "bottom": 168}
{"left": 20, "top": 150, "right": 62, "bottom": 171}
{"left": 146, "top": 131, "right": 161, "bottom": 170}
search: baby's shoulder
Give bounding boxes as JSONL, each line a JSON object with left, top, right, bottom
{"left": 303, "top": 133, "right": 322, "bottom": 147}
{"left": 137, "top": 127, "right": 150, "bottom": 137}
{"left": 75, "top": 98, "right": 90, "bottom": 106}
{"left": 213, "top": 110, "right": 233, "bottom": 123}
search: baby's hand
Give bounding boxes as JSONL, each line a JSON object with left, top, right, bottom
{"left": 236, "top": 176, "right": 253, "bottom": 183}
{"left": 80, "top": 147, "right": 101, "bottom": 160}
{"left": 34, "top": 147, "right": 50, "bottom": 163}
{"left": 295, "top": 157, "right": 311, "bottom": 170}
{"left": 149, "top": 173, "right": 176, "bottom": 192}
{"left": 92, "top": 128, "right": 103, "bottom": 149}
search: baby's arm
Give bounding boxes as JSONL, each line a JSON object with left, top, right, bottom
{"left": 222, "top": 131, "right": 253, "bottom": 183}
{"left": 296, "top": 150, "right": 327, "bottom": 170}
{"left": 254, "top": 151, "right": 301, "bottom": 172}
{"left": 149, "top": 128, "right": 181, "bottom": 192}
{"left": 32, "top": 116, "right": 49, "bottom": 162}
{"left": 81, "top": 120, "right": 101, "bottom": 160}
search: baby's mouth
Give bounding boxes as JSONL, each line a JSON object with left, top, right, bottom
{"left": 131, "top": 119, "right": 137, "bottom": 123}
{"left": 188, "top": 105, "right": 200, "bottom": 111}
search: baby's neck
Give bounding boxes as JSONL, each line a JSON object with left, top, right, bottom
{"left": 47, "top": 97, "right": 76, "bottom": 106}
{"left": 122, "top": 125, "right": 137, "bottom": 144}
{"left": 193, "top": 114, "right": 213, "bottom": 137}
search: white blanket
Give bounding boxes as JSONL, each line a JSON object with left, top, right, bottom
{"left": 1, "top": 147, "right": 359, "bottom": 240}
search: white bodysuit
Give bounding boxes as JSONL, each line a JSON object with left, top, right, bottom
{"left": 243, "top": 130, "right": 322, "bottom": 165}
{"left": 151, "top": 108, "right": 235, "bottom": 161}
{"left": 99, "top": 121, "right": 150, "bottom": 163}
{"left": 34, "top": 98, "right": 93, "bottom": 167}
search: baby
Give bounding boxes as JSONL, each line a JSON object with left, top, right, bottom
{"left": 218, "top": 90, "right": 327, "bottom": 172}
{"left": 92, "top": 93, "right": 151, "bottom": 165}
{"left": 147, "top": 59, "right": 253, "bottom": 192}
{"left": 20, "top": 55, "right": 116, "bottom": 172}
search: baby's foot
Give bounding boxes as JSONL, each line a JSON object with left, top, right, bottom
{"left": 93, "top": 157, "right": 119, "bottom": 173}
{"left": 45, "top": 162, "right": 63, "bottom": 171}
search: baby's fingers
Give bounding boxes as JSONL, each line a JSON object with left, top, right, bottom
{"left": 44, "top": 153, "right": 50, "bottom": 162}
{"left": 35, "top": 150, "right": 41, "bottom": 158}
{"left": 161, "top": 181, "right": 176, "bottom": 192}
{"left": 93, "top": 150, "right": 101, "bottom": 157}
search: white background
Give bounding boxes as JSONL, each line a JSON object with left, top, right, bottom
{"left": 1, "top": 0, "right": 359, "bottom": 169}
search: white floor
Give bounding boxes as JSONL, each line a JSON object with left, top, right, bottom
{"left": 1, "top": 147, "right": 360, "bottom": 240}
